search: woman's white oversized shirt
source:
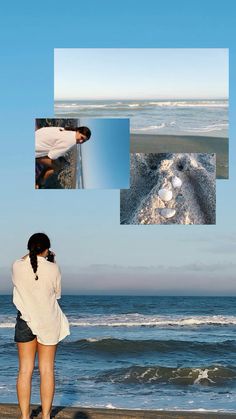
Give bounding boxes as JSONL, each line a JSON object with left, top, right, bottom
{"left": 35, "top": 127, "right": 76, "bottom": 159}
{"left": 12, "top": 255, "right": 70, "bottom": 345}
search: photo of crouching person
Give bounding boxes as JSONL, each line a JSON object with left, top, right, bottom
{"left": 35, "top": 125, "right": 91, "bottom": 188}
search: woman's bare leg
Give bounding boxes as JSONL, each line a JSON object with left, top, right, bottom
{"left": 37, "top": 342, "right": 58, "bottom": 419}
{"left": 36, "top": 157, "right": 53, "bottom": 169}
{"left": 16, "top": 338, "right": 37, "bottom": 419}
{"left": 42, "top": 169, "right": 55, "bottom": 182}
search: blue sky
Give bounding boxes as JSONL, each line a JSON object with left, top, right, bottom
{"left": 79, "top": 118, "right": 129, "bottom": 188}
{"left": 54, "top": 48, "right": 228, "bottom": 100}
{"left": 0, "top": 0, "right": 236, "bottom": 295}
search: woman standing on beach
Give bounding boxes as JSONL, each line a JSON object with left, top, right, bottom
{"left": 12, "top": 233, "right": 70, "bottom": 419}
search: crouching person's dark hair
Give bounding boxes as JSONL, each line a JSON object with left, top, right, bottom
{"left": 76, "top": 126, "right": 91, "bottom": 140}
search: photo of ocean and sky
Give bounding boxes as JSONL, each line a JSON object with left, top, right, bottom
{"left": 54, "top": 48, "right": 228, "bottom": 179}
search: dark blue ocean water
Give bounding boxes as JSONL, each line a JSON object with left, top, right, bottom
{"left": 54, "top": 99, "right": 228, "bottom": 137}
{"left": 1, "top": 295, "right": 236, "bottom": 412}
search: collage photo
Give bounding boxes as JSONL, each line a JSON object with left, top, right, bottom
{"left": 1, "top": 8, "right": 235, "bottom": 419}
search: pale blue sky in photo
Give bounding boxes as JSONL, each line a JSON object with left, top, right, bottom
{"left": 79, "top": 118, "right": 129, "bottom": 189}
{"left": 54, "top": 48, "right": 228, "bottom": 100}
{"left": 0, "top": 0, "right": 235, "bottom": 295}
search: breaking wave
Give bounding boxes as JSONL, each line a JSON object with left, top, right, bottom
{"left": 96, "top": 365, "right": 236, "bottom": 386}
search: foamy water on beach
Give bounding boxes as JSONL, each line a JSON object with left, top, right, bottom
{"left": 54, "top": 99, "right": 228, "bottom": 137}
{"left": 1, "top": 295, "right": 236, "bottom": 412}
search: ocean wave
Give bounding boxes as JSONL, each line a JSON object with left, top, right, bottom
{"left": 185, "top": 123, "right": 228, "bottom": 133}
{"left": 54, "top": 100, "right": 228, "bottom": 110}
{"left": 148, "top": 101, "right": 228, "bottom": 108}
{"left": 134, "top": 124, "right": 165, "bottom": 131}
{"left": 133, "top": 121, "right": 227, "bottom": 133}
{"left": 62, "top": 338, "right": 236, "bottom": 355}
{"left": 69, "top": 314, "right": 236, "bottom": 328}
{"left": 2, "top": 314, "right": 236, "bottom": 329}
{"left": 54, "top": 104, "right": 108, "bottom": 109}
{"left": 0, "top": 322, "right": 15, "bottom": 328}
{"left": 96, "top": 365, "right": 236, "bottom": 386}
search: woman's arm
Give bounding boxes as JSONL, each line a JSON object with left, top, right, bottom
{"left": 55, "top": 266, "right": 62, "bottom": 299}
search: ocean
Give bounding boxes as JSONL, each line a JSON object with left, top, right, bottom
{"left": 54, "top": 99, "right": 228, "bottom": 137}
{"left": 0, "top": 295, "right": 236, "bottom": 413}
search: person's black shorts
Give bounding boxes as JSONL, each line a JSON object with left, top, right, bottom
{"left": 14, "top": 310, "right": 36, "bottom": 343}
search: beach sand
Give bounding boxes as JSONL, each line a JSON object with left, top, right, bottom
{"left": 120, "top": 153, "right": 216, "bottom": 225}
{"left": 0, "top": 403, "right": 235, "bottom": 419}
{"left": 130, "top": 134, "right": 228, "bottom": 179}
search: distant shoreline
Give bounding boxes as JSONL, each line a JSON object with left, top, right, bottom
{"left": 130, "top": 134, "right": 228, "bottom": 179}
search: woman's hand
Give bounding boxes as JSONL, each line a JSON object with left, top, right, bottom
{"left": 47, "top": 250, "right": 56, "bottom": 263}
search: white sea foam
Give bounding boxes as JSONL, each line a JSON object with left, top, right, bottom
{"left": 68, "top": 314, "right": 236, "bottom": 328}
{"left": 0, "top": 322, "right": 16, "bottom": 328}
{"left": 86, "top": 337, "right": 100, "bottom": 342}
{"left": 3, "top": 314, "right": 236, "bottom": 329}
{"left": 106, "top": 403, "right": 117, "bottom": 409}
{"left": 54, "top": 104, "right": 108, "bottom": 109}
{"left": 134, "top": 123, "right": 165, "bottom": 131}
{"left": 148, "top": 101, "right": 228, "bottom": 108}
{"left": 185, "top": 123, "right": 228, "bottom": 133}
{"left": 193, "top": 368, "right": 216, "bottom": 385}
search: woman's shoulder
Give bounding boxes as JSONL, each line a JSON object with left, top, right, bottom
{"left": 40, "top": 259, "right": 60, "bottom": 272}
{"left": 12, "top": 256, "right": 60, "bottom": 272}
{"left": 12, "top": 254, "right": 29, "bottom": 265}
{"left": 12, "top": 256, "right": 29, "bottom": 274}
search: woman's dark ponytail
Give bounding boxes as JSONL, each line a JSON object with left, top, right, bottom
{"left": 27, "top": 233, "right": 51, "bottom": 281}
{"left": 29, "top": 249, "right": 39, "bottom": 280}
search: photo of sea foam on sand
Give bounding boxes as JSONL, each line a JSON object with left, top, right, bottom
{"left": 120, "top": 153, "right": 216, "bottom": 225}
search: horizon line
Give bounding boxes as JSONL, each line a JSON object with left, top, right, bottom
{"left": 55, "top": 97, "right": 228, "bottom": 101}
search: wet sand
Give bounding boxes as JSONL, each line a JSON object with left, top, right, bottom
{"left": 130, "top": 134, "right": 228, "bottom": 179}
{"left": 0, "top": 403, "right": 235, "bottom": 418}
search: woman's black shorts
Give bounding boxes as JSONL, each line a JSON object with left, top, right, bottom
{"left": 14, "top": 310, "right": 36, "bottom": 343}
